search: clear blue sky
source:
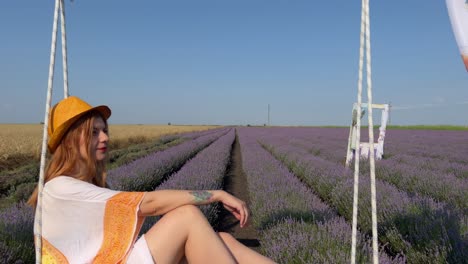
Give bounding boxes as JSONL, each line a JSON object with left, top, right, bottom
{"left": 1, "top": 0, "right": 467, "bottom": 126}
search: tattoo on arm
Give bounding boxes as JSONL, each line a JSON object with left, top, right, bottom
{"left": 190, "top": 191, "right": 213, "bottom": 204}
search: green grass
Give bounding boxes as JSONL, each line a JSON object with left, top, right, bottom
{"left": 319, "top": 125, "right": 468, "bottom": 131}
{"left": 387, "top": 125, "right": 468, "bottom": 131}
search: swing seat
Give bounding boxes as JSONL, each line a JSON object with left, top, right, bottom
{"left": 357, "top": 142, "right": 383, "bottom": 160}
{"left": 345, "top": 103, "right": 389, "bottom": 167}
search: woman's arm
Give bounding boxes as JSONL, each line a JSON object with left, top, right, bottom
{"left": 139, "top": 190, "right": 249, "bottom": 227}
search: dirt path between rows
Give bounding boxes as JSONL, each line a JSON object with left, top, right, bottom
{"left": 217, "top": 132, "right": 262, "bottom": 253}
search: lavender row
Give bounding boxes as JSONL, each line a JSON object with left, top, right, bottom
{"left": 237, "top": 128, "right": 402, "bottom": 263}
{"left": 238, "top": 128, "right": 335, "bottom": 228}
{"left": 107, "top": 134, "right": 187, "bottom": 170}
{"left": 269, "top": 127, "right": 468, "bottom": 179}
{"left": 384, "top": 153, "right": 468, "bottom": 180}
{"left": 0, "top": 203, "right": 34, "bottom": 263}
{"left": 376, "top": 158, "right": 468, "bottom": 212}
{"left": 275, "top": 130, "right": 468, "bottom": 214}
{"left": 179, "top": 127, "right": 228, "bottom": 140}
{"left": 355, "top": 129, "right": 468, "bottom": 180}
{"left": 261, "top": 217, "right": 401, "bottom": 264}
{"left": 384, "top": 129, "right": 468, "bottom": 165}
{"left": 264, "top": 127, "right": 350, "bottom": 164}
{"left": 257, "top": 129, "right": 467, "bottom": 263}
{"left": 140, "top": 128, "right": 235, "bottom": 234}
{"left": 275, "top": 131, "right": 468, "bottom": 213}
{"left": 264, "top": 144, "right": 464, "bottom": 262}
{"left": 107, "top": 128, "right": 230, "bottom": 191}
{"left": 158, "top": 128, "right": 235, "bottom": 223}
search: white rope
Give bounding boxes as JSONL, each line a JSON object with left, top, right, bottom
{"left": 60, "top": 0, "right": 69, "bottom": 98}
{"left": 351, "top": 0, "right": 379, "bottom": 263}
{"left": 350, "top": 0, "right": 365, "bottom": 262}
{"left": 34, "top": 0, "right": 66, "bottom": 262}
{"left": 364, "top": 0, "right": 379, "bottom": 262}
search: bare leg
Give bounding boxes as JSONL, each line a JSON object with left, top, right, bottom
{"left": 218, "top": 232, "right": 276, "bottom": 264}
{"left": 176, "top": 233, "right": 276, "bottom": 264}
{"left": 144, "top": 205, "right": 237, "bottom": 264}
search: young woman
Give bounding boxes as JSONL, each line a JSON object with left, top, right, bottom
{"left": 28, "top": 96, "right": 275, "bottom": 264}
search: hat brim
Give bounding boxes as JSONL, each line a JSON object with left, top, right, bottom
{"left": 48, "top": 105, "right": 111, "bottom": 153}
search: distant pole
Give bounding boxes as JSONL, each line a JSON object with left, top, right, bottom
{"left": 268, "top": 104, "right": 270, "bottom": 126}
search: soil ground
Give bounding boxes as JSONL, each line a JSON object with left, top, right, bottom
{"left": 218, "top": 133, "right": 262, "bottom": 253}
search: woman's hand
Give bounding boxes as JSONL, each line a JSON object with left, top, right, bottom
{"left": 216, "top": 191, "right": 249, "bottom": 228}
{"left": 140, "top": 189, "right": 250, "bottom": 222}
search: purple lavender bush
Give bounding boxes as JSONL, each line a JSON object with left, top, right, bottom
{"left": 107, "top": 129, "right": 228, "bottom": 191}
{"left": 180, "top": 127, "right": 227, "bottom": 140}
{"left": 237, "top": 128, "right": 403, "bottom": 263}
{"left": 0, "top": 203, "right": 34, "bottom": 263}
{"left": 140, "top": 129, "right": 235, "bottom": 233}
{"left": 376, "top": 159, "right": 467, "bottom": 212}
{"left": 261, "top": 217, "right": 404, "bottom": 264}
{"left": 256, "top": 127, "right": 467, "bottom": 263}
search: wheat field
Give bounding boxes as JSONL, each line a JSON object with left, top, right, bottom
{"left": 0, "top": 124, "right": 219, "bottom": 160}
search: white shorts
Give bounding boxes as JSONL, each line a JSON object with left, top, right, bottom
{"left": 127, "top": 235, "right": 155, "bottom": 264}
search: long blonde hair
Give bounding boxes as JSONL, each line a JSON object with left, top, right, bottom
{"left": 28, "top": 111, "right": 108, "bottom": 208}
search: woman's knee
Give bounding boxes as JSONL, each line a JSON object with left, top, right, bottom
{"left": 147, "top": 205, "right": 203, "bottom": 234}
{"left": 165, "top": 205, "right": 205, "bottom": 222}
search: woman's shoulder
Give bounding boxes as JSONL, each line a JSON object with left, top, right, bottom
{"left": 45, "top": 176, "right": 94, "bottom": 191}
{"left": 45, "top": 176, "right": 120, "bottom": 202}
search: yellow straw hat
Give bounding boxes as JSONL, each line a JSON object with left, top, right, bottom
{"left": 48, "top": 96, "right": 111, "bottom": 153}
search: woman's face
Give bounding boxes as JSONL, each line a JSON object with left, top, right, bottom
{"left": 80, "top": 115, "right": 109, "bottom": 161}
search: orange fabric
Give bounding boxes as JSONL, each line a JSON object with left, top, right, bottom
{"left": 93, "top": 192, "right": 145, "bottom": 264}
{"left": 42, "top": 237, "right": 69, "bottom": 264}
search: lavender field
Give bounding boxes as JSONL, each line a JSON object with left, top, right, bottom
{"left": 242, "top": 127, "right": 468, "bottom": 263}
{"left": 0, "top": 127, "right": 467, "bottom": 263}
